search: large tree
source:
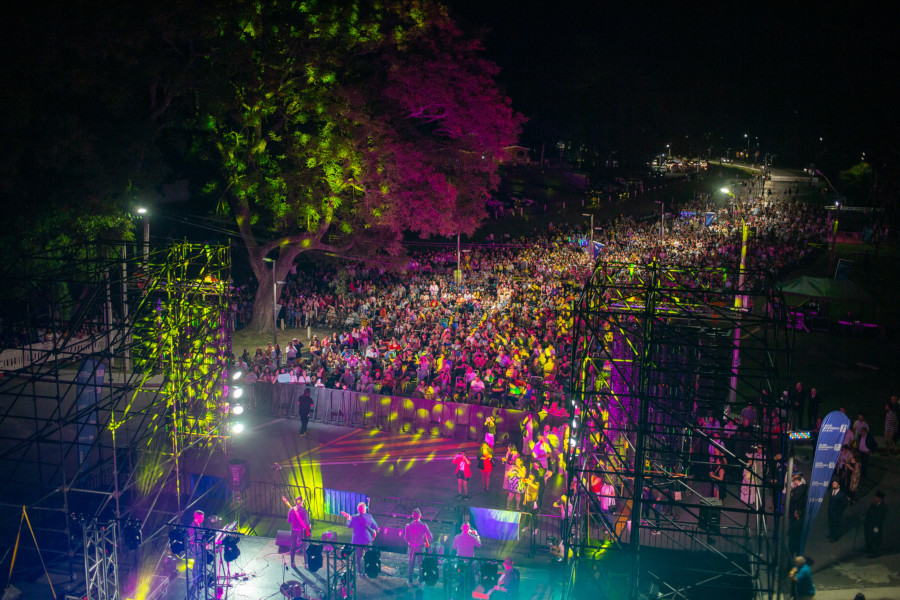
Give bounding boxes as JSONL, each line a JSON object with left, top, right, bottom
{"left": 193, "top": 0, "right": 523, "bottom": 331}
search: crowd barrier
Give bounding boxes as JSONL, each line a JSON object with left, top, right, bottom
{"left": 241, "top": 382, "right": 568, "bottom": 442}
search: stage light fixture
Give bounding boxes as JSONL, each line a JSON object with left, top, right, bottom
{"left": 222, "top": 535, "right": 240, "bottom": 562}
{"left": 231, "top": 404, "right": 244, "bottom": 415}
{"left": 232, "top": 423, "right": 245, "bottom": 434}
{"left": 123, "top": 519, "right": 142, "bottom": 550}
{"left": 569, "top": 437, "right": 577, "bottom": 447}
{"left": 231, "top": 387, "right": 243, "bottom": 399}
{"left": 421, "top": 555, "right": 439, "bottom": 586}
{"left": 232, "top": 371, "right": 242, "bottom": 381}
{"left": 363, "top": 549, "right": 381, "bottom": 579}
{"left": 571, "top": 419, "right": 578, "bottom": 429}
{"left": 168, "top": 528, "right": 185, "bottom": 555}
{"left": 480, "top": 561, "right": 500, "bottom": 588}
{"left": 305, "top": 544, "right": 323, "bottom": 572}
{"left": 339, "top": 545, "right": 353, "bottom": 560}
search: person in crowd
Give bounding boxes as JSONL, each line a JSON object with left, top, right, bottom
{"left": 453, "top": 450, "right": 472, "bottom": 500}
{"left": 790, "top": 556, "right": 815, "bottom": 600}
{"left": 479, "top": 442, "right": 494, "bottom": 492}
{"left": 297, "top": 388, "right": 314, "bottom": 436}
{"left": 827, "top": 480, "right": 848, "bottom": 542}
{"left": 505, "top": 456, "right": 526, "bottom": 511}
{"left": 864, "top": 491, "right": 887, "bottom": 558}
{"left": 403, "top": 508, "right": 433, "bottom": 587}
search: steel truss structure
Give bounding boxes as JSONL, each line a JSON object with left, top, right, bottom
{"left": 0, "top": 240, "right": 231, "bottom": 592}
{"left": 562, "top": 260, "right": 792, "bottom": 600}
{"left": 83, "top": 520, "right": 120, "bottom": 600}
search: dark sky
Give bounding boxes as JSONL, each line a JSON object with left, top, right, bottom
{"left": 450, "top": 2, "right": 899, "bottom": 168}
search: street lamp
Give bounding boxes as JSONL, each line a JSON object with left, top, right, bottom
{"left": 137, "top": 207, "right": 149, "bottom": 268}
{"left": 262, "top": 257, "right": 279, "bottom": 347}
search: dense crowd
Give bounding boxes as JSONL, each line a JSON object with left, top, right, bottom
{"left": 234, "top": 184, "right": 828, "bottom": 415}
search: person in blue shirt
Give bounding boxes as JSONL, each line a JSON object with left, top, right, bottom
{"left": 790, "top": 556, "right": 815, "bottom": 600}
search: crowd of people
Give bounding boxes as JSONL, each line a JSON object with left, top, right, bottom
{"left": 232, "top": 182, "right": 829, "bottom": 419}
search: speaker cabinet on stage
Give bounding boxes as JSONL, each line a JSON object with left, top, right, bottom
{"left": 275, "top": 530, "right": 292, "bottom": 547}
{"left": 698, "top": 497, "right": 721, "bottom": 533}
{"left": 378, "top": 525, "right": 408, "bottom": 553}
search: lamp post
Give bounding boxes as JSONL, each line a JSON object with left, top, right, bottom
{"left": 581, "top": 213, "right": 594, "bottom": 260}
{"left": 137, "top": 207, "right": 149, "bottom": 268}
{"left": 263, "top": 257, "right": 278, "bottom": 347}
{"left": 816, "top": 170, "right": 842, "bottom": 276}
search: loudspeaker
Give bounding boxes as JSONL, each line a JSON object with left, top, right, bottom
{"left": 698, "top": 497, "right": 721, "bottom": 533}
{"left": 377, "top": 526, "right": 407, "bottom": 553}
{"left": 276, "top": 530, "right": 292, "bottom": 547}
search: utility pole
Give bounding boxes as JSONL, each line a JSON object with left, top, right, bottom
{"left": 582, "top": 213, "right": 594, "bottom": 260}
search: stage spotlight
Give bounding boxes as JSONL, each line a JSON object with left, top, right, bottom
{"left": 168, "top": 528, "right": 185, "bottom": 555}
{"left": 421, "top": 556, "right": 439, "bottom": 586}
{"left": 231, "top": 404, "right": 244, "bottom": 415}
{"left": 363, "top": 549, "right": 381, "bottom": 579}
{"left": 339, "top": 545, "right": 353, "bottom": 560}
{"left": 571, "top": 419, "right": 578, "bottom": 429}
{"left": 231, "top": 387, "right": 243, "bottom": 399}
{"left": 480, "top": 561, "right": 500, "bottom": 588}
{"left": 123, "top": 519, "right": 142, "bottom": 551}
{"left": 223, "top": 535, "right": 240, "bottom": 562}
{"left": 305, "top": 544, "right": 323, "bottom": 572}
{"left": 232, "top": 423, "right": 245, "bottom": 434}
{"left": 569, "top": 437, "right": 577, "bottom": 447}
{"left": 232, "top": 371, "right": 242, "bottom": 381}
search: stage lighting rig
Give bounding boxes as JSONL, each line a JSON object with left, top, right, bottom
{"left": 421, "top": 555, "right": 439, "bottom": 586}
{"left": 363, "top": 549, "right": 381, "bottom": 579}
{"left": 305, "top": 544, "right": 323, "bottom": 572}
{"left": 168, "top": 527, "right": 185, "bottom": 555}
{"left": 123, "top": 518, "right": 142, "bottom": 550}
{"left": 223, "top": 535, "right": 240, "bottom": 562}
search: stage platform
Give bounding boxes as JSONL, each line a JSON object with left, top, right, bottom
{"left": 156, "top": 534, "right": 563, "bottom": 600}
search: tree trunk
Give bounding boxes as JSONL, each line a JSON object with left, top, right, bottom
{"left": 246, "top": 247, "right": 301, "bottom": 333}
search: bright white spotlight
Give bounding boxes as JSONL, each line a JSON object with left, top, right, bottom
{"left": 571, "top": 419, "right": 578, "bottom": 429}
{"left": 232, "top": 423, "right": 245, "bottom": 434}
{"left": 231, "top": 387, "right": 243, "bottom": 399}
{"left": 569, "top": 437, "right": 577, "bottom": 447}
{"left": 232, "top": 371, "right": 242, "bottom": 381}
{"left": 231, "top": 405, "right": 244, "bottom": 416}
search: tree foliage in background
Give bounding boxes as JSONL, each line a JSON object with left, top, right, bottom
{"left": 193, "top": 0, "right": 523, "bottom": 331}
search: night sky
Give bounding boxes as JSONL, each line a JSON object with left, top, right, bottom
{"left": 451, "top": 2, "right": 899, "bottom": 169}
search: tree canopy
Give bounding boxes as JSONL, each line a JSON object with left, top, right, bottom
{"left": 190, "top": 0, "right": 523, "bottom": 329}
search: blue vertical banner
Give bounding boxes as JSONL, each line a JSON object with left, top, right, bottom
{"left": 705, "top": 212, "right": 716, "bottom": 227}
{"left": 592, "top": 241, "right": 605, "bottom": 258}
{"left": 800, "top": 410, "right": 850, "bottom": 553}
{"left": 75, "top": 359, "right": 105, "bottom": 469}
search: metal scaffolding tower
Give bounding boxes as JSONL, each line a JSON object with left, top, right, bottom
{"left": 0, "top": 240, "right": 231, "bottom": 594}
{"left": 562, "top": 260, "right": 792, "bottom": 600}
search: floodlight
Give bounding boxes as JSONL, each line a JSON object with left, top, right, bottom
{"left": 231, "top": 404, "right": 244, "bottom": 416}
{"left": 232, "top": 423, "right": 245, "bottom": 434}
{"left": 232, "top": 371, "right": 242, "bottom": 381}
{"left": 231, "top": 387, "right": 243, "bottom": 399}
